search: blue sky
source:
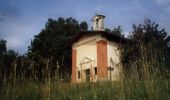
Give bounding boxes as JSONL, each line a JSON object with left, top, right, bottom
{"left": 0, "top": 0, "right": 170, "bottom": 54}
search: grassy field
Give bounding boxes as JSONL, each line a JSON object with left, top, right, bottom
{"left": 0, "top": 79, "right": 169, "bottom": 100}
{"left": 0, "top": 45, "right": 169, "bottom": 100}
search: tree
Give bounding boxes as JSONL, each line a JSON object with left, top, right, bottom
{"left": 2, "top": 50, "right": 18, "bottom": 81}
{"left": 0, "top": 39, "right": 7, "bottom": 55}
{"left": 0, "top": 39, "right": 20, "bottom": 83}
{"left": 0, "top": 39, "right": 7, "bottom": 84}
{"left": 28, "top": 17, "right": 88, "bottom": 79}
{"left": 80, "top": 21, "right": 88, "bottom": 31}
{"left": 122, "top": 19, "right": 170, "bottom": 78}
{"left": 105, "top": 26, "right": 122, "bottom": 36}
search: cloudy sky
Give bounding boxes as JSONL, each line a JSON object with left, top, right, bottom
{"left": 0, "top": 0, "right": 170, "bottom": 54}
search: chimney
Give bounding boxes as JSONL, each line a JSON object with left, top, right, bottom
{"left": 92, "top": 14, "right": 105, "bottom": 31}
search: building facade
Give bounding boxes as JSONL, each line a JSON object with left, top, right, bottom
{"left": 71, "top": 14, "right": 125, "bottom": 83}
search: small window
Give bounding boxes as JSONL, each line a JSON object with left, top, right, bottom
{"left": 78, "top": 71, "right": 80, "bottom": 79}
{"left": 94, "top": 67, "right": 97, "bottom": 75}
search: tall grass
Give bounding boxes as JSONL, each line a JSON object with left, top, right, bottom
{"left": 0, "top": 79, "right": 169, "bottom": 100}
{"left": 0, "top": 44, "right": 169, "bottom": 100}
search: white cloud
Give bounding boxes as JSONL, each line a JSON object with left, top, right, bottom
{"left": 6, "top": 37, "right": 22, "bottom": 50}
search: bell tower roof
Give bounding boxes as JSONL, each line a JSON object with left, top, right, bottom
{"left": 92, "top": 14, "right": 105, "bottom": 31}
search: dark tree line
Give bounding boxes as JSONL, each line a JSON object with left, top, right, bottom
{"left": 121, "top": 19, "right": 170, "bottom": 79}
{"left": 0, "top": 17, "right": 88, "bottom": 82}
{"left": 27, "top": 17, "right": 88, "bottom": 80}
{"left": 0, "top": 39, "right": 19, "bottom": 84}
{"left": 105, "top": 26, "right": 123, "bottom": 36}
{"left": 0, "top": 18, "right": 169, "bottom": 83}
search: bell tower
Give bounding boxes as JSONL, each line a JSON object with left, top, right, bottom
{"left": 92, "top": 14, "right": 105, "bottom": 31}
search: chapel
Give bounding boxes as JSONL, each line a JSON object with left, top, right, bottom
{"left": 71, "top": 14, "right": 126, "bottom": 83}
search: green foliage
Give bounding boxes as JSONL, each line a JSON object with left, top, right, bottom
{"left": 105, "top": 26, "right": 122, "bottom": 36}
{"left": 0, "top": 39, "right": 7, "bottom": 84}
{"left": 0, "top": 39, "right": 7, "bottom": 55}
{"left": 0, "top": 39, "right": 20, "bottom": 84}
{"left": 28, "top": 17, "right": 88, "bottom": 79}
{"left": 80, "top": 21, "right": 88, "bottom": 31}
{"left": 0, "top": 25, "right": 169, "bottom": 99}
{"left": 0, "top": 16, "right": 170, "bottom": 99}
{"left": 121, "top": 19, "right": 170, "bottom": 78}
{"left": 2, "top": 50, "right": 18, "bottom": 82}
{"left": 0, "top": 39, "right": 29, "bottom": 84}
{"left": 0, "top": 80, "right": 169, "bottom": 100}
{"left": 122, "top": 19, "right": 170, "bottom": 63}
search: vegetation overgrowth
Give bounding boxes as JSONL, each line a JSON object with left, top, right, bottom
{"left": 0, "top": 43, "right": 169, "bottom": 100}
{"left": 0, "top": 18, "right": 169, "bottom": 99}
{"left": 0, "top": 80, "right": 169, "bottom": 100}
